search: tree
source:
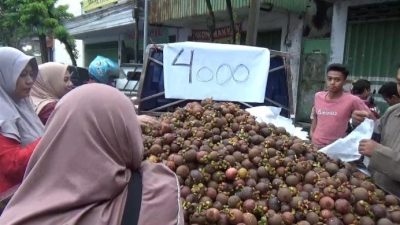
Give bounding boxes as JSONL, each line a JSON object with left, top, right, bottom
{"left": 246, "top": 0, "right": 261, "bottom": 46}
{"left": 0, "top": 1, "right": 25, "bottom": 47}
{"left": 205, "top": 0, "right": 216, "bottom": 42}
{"left": 54, "top": 26, "right": 78, "bottom": 66}
{"left": 0, "top": 0, "right": 78, "bottom": 65}
{"left": 225, "top": 0, "right": 236, "bottom": 44}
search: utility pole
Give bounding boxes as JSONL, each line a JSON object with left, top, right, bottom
{"left": 133, "top": 0, "right": 139, "bottom": 62}
{"left": 245, "top": 0, "right": 261, "bottom": 46}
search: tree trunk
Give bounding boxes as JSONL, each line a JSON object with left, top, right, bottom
{"left": 205, "top": 0, "right": 216, "bottom": 42}
{"left": 63, "top": 41, "right": 77, "bottom": 66}
{"left": 245, "top": 0, "right": 261, "bottom": 46}
{"left": 39, "top": 34, "right": 49, "bottom": 63}
{"left": 226, "top": 0, "right": 236, "bottom": 44}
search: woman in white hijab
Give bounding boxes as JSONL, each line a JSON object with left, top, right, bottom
{"left": 0, "top": 47, "right": 44, "bottom": 197}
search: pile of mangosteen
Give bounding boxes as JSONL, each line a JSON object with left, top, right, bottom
{"left": 141, "top": 99, "right": 400, "bottom": 225}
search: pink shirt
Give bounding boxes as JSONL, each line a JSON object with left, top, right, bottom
{"left": 312, "top": 91, "right": 369, "bottom": 148}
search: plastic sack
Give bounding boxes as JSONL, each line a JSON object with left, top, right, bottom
{"left": 88, "top": 56, "right": 120, "bottom": 84}
{"left": 319, "top": 118, "right": 375, "bottom": 162}
{"left": 246, "top": 106, "right": 309, "bottom": 140}
{"left": 246, "top": 106, "right": 281, "bottom": 124}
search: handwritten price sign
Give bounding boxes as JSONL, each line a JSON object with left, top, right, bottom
{"left": 163, "top": 42, "right": 270, "bottom": 103}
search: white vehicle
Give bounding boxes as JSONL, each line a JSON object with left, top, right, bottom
{"left": 115, "top": 63, "right": 143, "bottom": 97}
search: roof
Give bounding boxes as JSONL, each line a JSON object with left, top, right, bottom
{"left": 65, "top": 2, "right": 135, "bottom": 39}
{"left": 150, "top": 0, "right": 311, "bottom": 25}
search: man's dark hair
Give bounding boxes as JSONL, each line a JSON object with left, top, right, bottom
{"left": 351, "top": 79, "right": 371, "bottom": 95}
{"left": 67, "top": 65, "right": 79, "bottom": 86}
{"left": 327, "top": 63, "right": 349, "bottom": 79}
{"left": 67, "top": 65, "right": 76, "bottom": 75}
{"left": 378, "top": 81, "right": 400, "bottom": 98}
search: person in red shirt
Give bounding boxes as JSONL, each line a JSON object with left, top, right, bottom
{"left": 30, "top": 62, "right": 74, "bottom": 125}
{"left": 310, "top": 64, "right": 373, "bottom": 149}
{"left": 0, "top": 47, "right": 44, "bottom": 197}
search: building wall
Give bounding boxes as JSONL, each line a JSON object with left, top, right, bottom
{"left": 283, "top": 14, "right": 303, "bottom": 115}
{"left": 251, "top": 11, "right": 303, "bottom": 114}
{"left": 54, "top": 0, "right": 84, "bottom": 67}
{"left": 170, "top": 27, "right": 192, "bottom": 42}
{"left": 150, "top": 0, "right": 309, "bottom": 24}
{"left": 331, "top": 0, "right": 399, "bottom": 113}
{"left": 330, "top": 0, "right": 399, "bottom": 64}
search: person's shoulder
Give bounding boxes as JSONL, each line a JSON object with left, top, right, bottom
{"left": 343, "top": 92, "right": 364, "bottom": 104}
{"left": 313, "top": 92, "right": 326, "bottom": 105}
{"left": 384, "top": 103, "right": 400, "bottom": 116}
{"left": 315, "top": 91, "right": 327, "bottom": 99}
{"left": 379, "top": 103, "right": 400, "bottom": 125}
{"left": 389, "top": 103, "right": 400, "bottom": 110}
{"left": 342, "top": 92, "right": 358, "bottom": 100}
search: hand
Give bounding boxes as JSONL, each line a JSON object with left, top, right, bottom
{"left": 358, "top": 139, "right": 378, "bottom": 157}
{"left": 138, "top": 115, "right": 159, "bottom": 127}
{"left": 352, "top": 110, "right": 370, "bottom": 125}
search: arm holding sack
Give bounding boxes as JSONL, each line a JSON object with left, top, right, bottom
{"left": 358, "top": 104, "right": 400, "bottom": 196}
{"left": 361, "top": 140, "right": 400, "bottom": 182}
{"left": 351, "top": 97, "right": 376, "bottom": 127}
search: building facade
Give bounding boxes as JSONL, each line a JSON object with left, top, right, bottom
{"left": 330, "top": 0, "right": 399, "bottom": 115}
{"left": 57, "top": 0, "right": 399, "bottom": 120}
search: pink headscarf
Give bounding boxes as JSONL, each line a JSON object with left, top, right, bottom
{"left": 0, "top": 84, "right": 183, "bottom": 225}
{"left": 30, "top": 62, "right": 70, "bottom": 114}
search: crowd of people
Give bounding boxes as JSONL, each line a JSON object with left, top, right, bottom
{"left": 0, "top": 47, "right": 182, "bottom": 224}
{"left": 0, "top": 45, "right": 399, "bottom": 222}
{"left": 309, "top": 63, "right": 400, "bottom": 197}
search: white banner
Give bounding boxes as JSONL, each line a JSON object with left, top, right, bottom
{"left": 163, "top": 42, "right": 270, "bottom": 103}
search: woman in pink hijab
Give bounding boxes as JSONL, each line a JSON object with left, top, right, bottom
{"left": 0, "top": 84, "right": 183, "bottom": 225}
{"left": 30, "top": 62, "right": 73, "bottom": 125}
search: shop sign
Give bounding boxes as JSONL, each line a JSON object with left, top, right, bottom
{"left": 191, "top": 23, "right": 242, "bottom": 42}
{"left": 82, "top": 0, "right": 118, "bottom": 12}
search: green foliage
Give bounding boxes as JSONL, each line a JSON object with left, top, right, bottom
{"left": 0, "top": 0, "right": 78, "bottom": 65}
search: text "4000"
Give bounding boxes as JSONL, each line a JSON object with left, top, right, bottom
{"left": 172, "top": 49, "right": 250, "bottom": 85}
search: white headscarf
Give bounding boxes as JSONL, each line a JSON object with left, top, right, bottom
{"left": 0, "top": 47, "right": 44, "bottom": 146}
